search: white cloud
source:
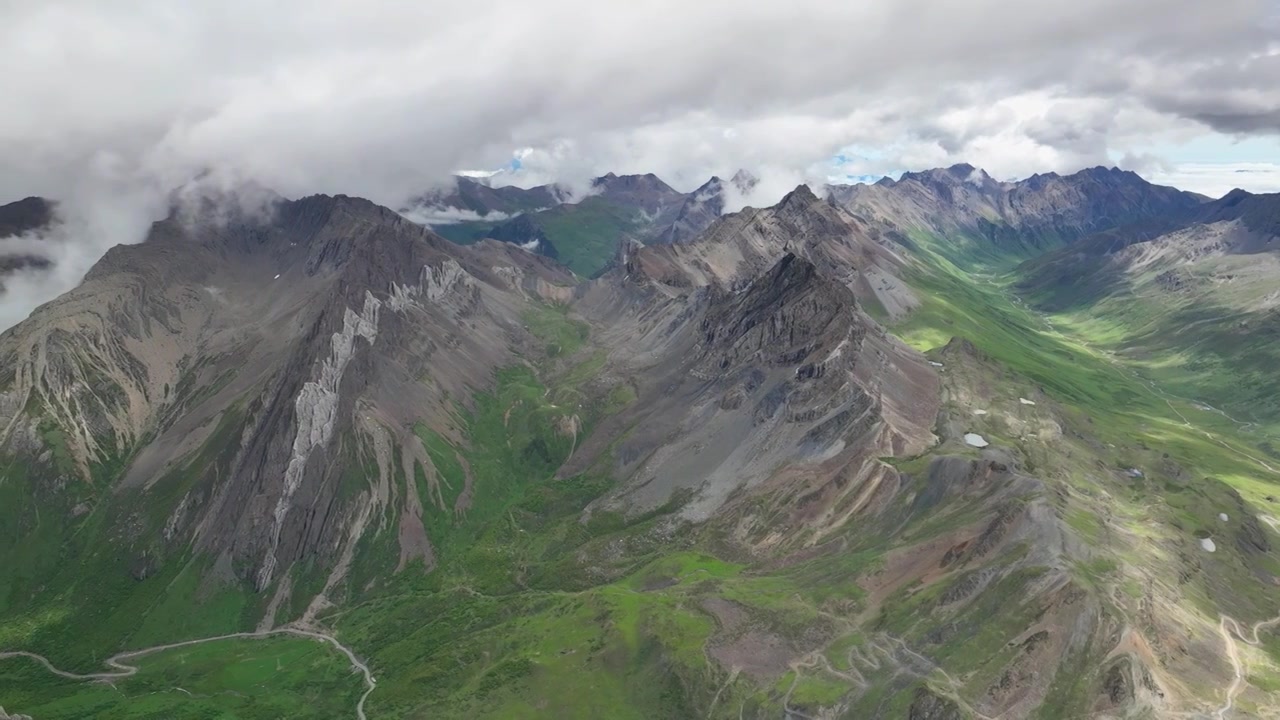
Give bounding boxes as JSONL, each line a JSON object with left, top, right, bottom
{"left": 0, "top": 0, "right": 1277, "bottom": 327}
{"left": 399, "top": 206, "right": 514, "bottom": 226}
{"left": 1146, "top": 162, "right": 1280, "bottom": 198}
{"left": 0, "top": 185, "right": 163, "bottom": 330}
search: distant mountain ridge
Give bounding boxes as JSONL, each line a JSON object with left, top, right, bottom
{"left": 412, "top": 164, "right": 1209, "bottom": 277}
{"left": 407, "top": 176, "right": 568, "bottom": 220}
{"left": 1017, "top": 186, "right": 1280, "bottom": 420}
{"left": 826, "top": 163, "right": 1205, "bottom": 261}
{"left": 407, "top": 170, "right": 758, "bottom": 276}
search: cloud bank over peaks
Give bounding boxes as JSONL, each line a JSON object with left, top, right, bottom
{"left": 0, "top": 0, "right": 1277, "bottom": 327}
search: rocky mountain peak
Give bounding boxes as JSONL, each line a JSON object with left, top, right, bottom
{"left": 0, "top": 196, "right": 54, "bottom": 238}
{"left": 690, "top": 176, "right": 725, "bottom": 200}
{"left": 1022, "top": 170, "right": 1062, "bottom": 188}
{"left": 730, "top": 169, "right": 760, "bottom": 192}
{"left": 770, "top": 185, "right": 853, "bottom": 239}
{"left": 777, "top": 183, "right": 820, "bottom": 210}
{"left": 898, "top": 163, "right": 989, "bottom": 189}
{"left": 592, "top": 172, "right": 677, "bottom": 195}
{"left": 589, "top": 172, "right": 685, "bottom": 221}
{"left": 699, "top": 253, "right": 857, "bottom": 369}
{"left": 1079, "top": 165, "right": 1132, "bottom": 178}
{"left": 1220, "top": 187, "right": 1252, "bottom": 204}
{"left": 655, "top": 176, "right": 737, "bottom": 245}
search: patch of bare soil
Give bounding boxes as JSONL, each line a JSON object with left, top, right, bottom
{"left": 702, "top": 597, "right": 800, "bottom": 680}
{"left": 858, "top": 528, "right": 976, "bottom": 614}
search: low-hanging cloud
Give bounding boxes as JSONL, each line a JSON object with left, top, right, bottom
{"left": 1, "top": 0, "right": 1278, "bottom": 328}
{"left": 0, "top": 187, "right": 162, "bottom": 330}
{"left": 398, "top": 206, "right": 515, "bottom": 227}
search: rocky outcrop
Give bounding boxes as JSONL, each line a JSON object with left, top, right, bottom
{"left": 258, "top": 290, "right": 382, "bottom": 589}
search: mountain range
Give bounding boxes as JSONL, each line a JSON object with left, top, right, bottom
{"left": 0, "top": 164, "right": 1278, "bottom": 720}
{"left": 407, "top": 170, "right": 758, "bottom": 277}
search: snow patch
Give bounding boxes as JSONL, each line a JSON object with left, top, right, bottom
{"left": 973, "top": 409, "right": 988, "bottom": 415}
{"left": 928, "top": 361, "right": 944, "bottom": 368}
{"left": 1200, "top": 537, "right": 1217, "bottom": 553}
{"left": 1019, "top": 397, "right": 1037, "bottom": 405}
{"left": 964, "top": 433, "right": 989, "bottom": 448}
{"left": 258, "top": 290, "right": 382, "bottom": 589}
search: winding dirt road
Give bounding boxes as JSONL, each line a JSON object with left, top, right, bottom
{"left": 0, "top": 626, "right": 376, "bottom": 720}
{"left": 1214, "top": 613, "right": 1280, "bottom": 719}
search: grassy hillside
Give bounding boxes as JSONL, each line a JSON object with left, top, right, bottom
{"left": 431, "top": 196, "right": 656, "bottom": 277}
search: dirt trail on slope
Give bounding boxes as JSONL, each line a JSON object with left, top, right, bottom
{"left": 0, "top": 626, "right": 376, "bottom": 720}
{"left": 1214, "top": 613, "right": 1280, "bottom": 719}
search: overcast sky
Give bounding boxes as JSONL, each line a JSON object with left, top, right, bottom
{"left": 1, "top": 0, "right": 1279, "bottom": 324}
